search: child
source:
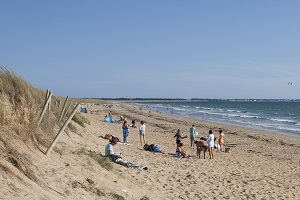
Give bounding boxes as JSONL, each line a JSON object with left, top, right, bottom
{"left": 219, "top": 129, "right": 225, "bottom": 152}
{"left": 139, "top": 121, "right": 146, "bottom": 147}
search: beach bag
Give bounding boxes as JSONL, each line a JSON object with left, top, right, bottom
{"left": 104, "top": 134, "right": 112, "bottom": 141}
{"left": 225, "top": 147, "right": 231, "bottom": 153}
{"left": 217, "top": 144, "right": 221, "bottom": 151}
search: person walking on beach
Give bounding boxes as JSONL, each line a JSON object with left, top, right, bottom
{"left": 122, "top": 120, "right": 130, "bottom": 143}
{"left": 218, "top": 129, "right": 225, "bottom": 152}
{"left": 174, "top": 129, "right": 187, "bottom": 147}
{"left": 139, "top": 121, "right": 146, "bottom": 147}
{"left": 207, "top": 130, "right": 215, "bottom": 159}
{"left": 190, "top": 124, "right": 196, "bottom": 148}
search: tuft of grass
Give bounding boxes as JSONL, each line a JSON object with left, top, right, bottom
{"left": 141, "top": 196, "right": 150, "bottom": 200}
{"left": 110, "top": 193, "right": 125, "bottom": 200}
{"left": 95, "top": 188, "right": 105, "bottom": 197}
{"left": 75, "top": 147, "right": 86, "bottom": 155}
{"left": 67, "top": 122, "right": 77, "bottom": 132}
{"left": 0, "top": 101, "right": 4, "bottom": 124}
{"left": 72, "top": 112, "right": 90, "bottom": 127}
{"left": 89, "top": 151, "right": 113, "bottom": 171}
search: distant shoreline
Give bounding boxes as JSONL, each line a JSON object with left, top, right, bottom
{"left": 85, "top": 98, "right": 300, "bottom": 102}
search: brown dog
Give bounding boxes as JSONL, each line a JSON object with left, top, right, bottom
{"left": 194, "top": 140, "right": 208, "bottom": 159}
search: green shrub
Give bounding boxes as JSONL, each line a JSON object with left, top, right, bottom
{"left": 89, "top": 151, "right": 113, "bottom": 171}
{"left": 95, "top": 188, "right": 105, "bottom": 197}
{"left": 110, "top": 193, "right": 125, "bottom": 200}
{"left": 0, "top": 102, "right": 4, "bottom": 124}
{"left": 72, "top": 112, "right": 90, "bottom": 127}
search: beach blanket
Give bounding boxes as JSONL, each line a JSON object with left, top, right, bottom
{"left": 105, "top": 116, "right": 115, "bottom": 123}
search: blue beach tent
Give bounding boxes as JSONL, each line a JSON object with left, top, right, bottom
{"left": 80, "top": 107, "right": 87, "bottom": 113}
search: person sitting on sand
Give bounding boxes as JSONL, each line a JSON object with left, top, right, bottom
{"left": 105, "top": 137, "right": 148, "bottom": 170}
{"left": 105, "top": 136, "right": 124, "bottom": 162}
{"left": 130, "top": 119, "right": 137, "bottom": 128}
{"left": 176, "top": 143, "right": 190, "bottom": 158}
{"left": 194, "top": 138, "right": 208, "bottom": 159}
{"left": 117, "top": 115, "right": 125, "bottom": 123}
{"left": 174, "top": 129, "right": 187, "bottom": 147}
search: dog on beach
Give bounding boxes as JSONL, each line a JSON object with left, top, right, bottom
{"left": 194, "top": 140, "right": 208, "bottom": 159}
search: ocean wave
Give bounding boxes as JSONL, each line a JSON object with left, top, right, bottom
{"left": 269, "top": 118, "right": 296, "bottom": 123}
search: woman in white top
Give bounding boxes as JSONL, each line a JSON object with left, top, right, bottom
{"left": 206, "top": 130, "right": 215, "bottom": 159}
{"left": 139, "top": 121, "right": 146, "bottom": 147}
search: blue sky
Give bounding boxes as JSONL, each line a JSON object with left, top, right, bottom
{"left": 1, "top": 1, "right": 299, "bottom": 99}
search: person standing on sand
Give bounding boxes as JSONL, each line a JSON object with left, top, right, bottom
{"left": 174, "top": 129, "right": 187, "bottom": 147}
{"left": 190, "top": 124, "right": 196, "bottom": 147}
{"left": 139, "top": 121, "right": 146, "bottom": 147}
{"left": 122, "top": 120, "right": 130, "bottom": 143}
{"left": 207, "top": 130, "right": 215, "bottom": 159}
{"left": 219, "top": 129, "right": 225, "bottom": 152}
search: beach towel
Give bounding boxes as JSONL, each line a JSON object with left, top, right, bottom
{"left": 105, "top": 116, "right": 115, "bottom": 123}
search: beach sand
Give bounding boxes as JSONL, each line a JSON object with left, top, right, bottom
{"left": 1, "top": 102, "right": 300, "bottom": 199}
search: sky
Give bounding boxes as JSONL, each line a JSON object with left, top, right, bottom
{"left": 1, "top": 1, "right": 300, "bottom": 99}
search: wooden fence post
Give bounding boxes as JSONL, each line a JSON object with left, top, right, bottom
{"left": 58, "top": 100, "right": 61, "bottom": 110}
{"left": 64, "top": 102, "right": 74, "bottom": 118}
{"left": 47, "top": 91, "right": 51, "bottom": 113}
{"left": 38, "top": 91, "right": 52, "bottom": 126}
{"left": 45, "top": 103, "right": 80, "bottom": 155}
{"left": 58, "top": 96, "right": 69, "bottom": 122}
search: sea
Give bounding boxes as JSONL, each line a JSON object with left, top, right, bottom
{"left": 130, "top": 100, "right": 300, "bottom": 137}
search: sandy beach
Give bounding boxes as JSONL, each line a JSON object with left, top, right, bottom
{"left": 1, "top": 102, "right": 300, "bottom": 199}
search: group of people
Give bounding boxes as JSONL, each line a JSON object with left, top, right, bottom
{"left": 121, "top": 119, "right": 146, "bottom": 147}
{"left": 105, "top": 111, "right": 146, "bottom": 147}
{"left": 103, "top": 116, "right": 148, "bottom": 169}
{"left": 104, "top": 113, "right": 226, "bottom": 171}
{"left": 174, "top": 125, "right": 225, "bottom": 159}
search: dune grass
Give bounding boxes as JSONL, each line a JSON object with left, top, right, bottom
{"left": 0, "top": 66, "right": 108, "bottom": 196}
